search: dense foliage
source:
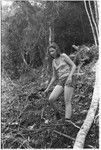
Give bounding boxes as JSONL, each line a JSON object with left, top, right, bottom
{"left": 2, "top": 0, "right": 96, "bottom": 80}
{"left": 1, "top": 45, "right": 99, "bottom": 148}
{"left": 1, "top": 0, "right": 99, "bottom": 149}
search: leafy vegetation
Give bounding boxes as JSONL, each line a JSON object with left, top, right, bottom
{"left": 2, "top": 0, "right": 96, "bottom": 79}
{"left": 1, "top": 0, "right": 99, "bottom": 149}
{"left": 1, "top": 44, "right": 99, "bottom": 148}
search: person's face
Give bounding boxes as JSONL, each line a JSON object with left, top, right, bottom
{"left": 49, "top": 47, "right": 57, "bottom": 57}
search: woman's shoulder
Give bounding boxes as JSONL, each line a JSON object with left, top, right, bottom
{"left": 61, "top": 53, "right": 69, "bottom": 58}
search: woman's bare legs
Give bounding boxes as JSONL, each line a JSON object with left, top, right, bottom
{"left": 49, "top": 85, "right": 63, "bottom": 113}
{"left": 64, "top": 86, "right": 74, "bottom": 119}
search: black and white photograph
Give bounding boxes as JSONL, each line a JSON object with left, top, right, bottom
{"left": 1, "top": 0, "right": 100, "bottom": 149}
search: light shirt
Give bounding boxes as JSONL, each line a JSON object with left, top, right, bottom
{"left": 53, "top": 53, "right": 71, "bottom": 79}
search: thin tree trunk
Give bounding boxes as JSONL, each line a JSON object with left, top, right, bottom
{"left": 49, "top": 26, "right": 54, "bottom": 44}
{"left": 52, "top": 27, "right": 54, "bottom": 42}
{"left": 49, "top": 26, "right": 52, "bottom": 45}
{"left": 88, "top": 1, "right": 99, "bottom": 42}
{"left": 84, "top": 0, "right": 97, "bottom": 46}
{"left": 73, "top": 60, "right": 99, "bottom": 149}
{"left": 94, "top": 0, "right": 99, "bottom": 26}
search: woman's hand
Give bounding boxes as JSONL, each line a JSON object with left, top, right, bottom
{"left": 65, "top": 76, "right": 72, "bottom": 86}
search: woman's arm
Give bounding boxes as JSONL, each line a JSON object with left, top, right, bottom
{"left": 45, "top": 61, "right": 57, "bottom": 92}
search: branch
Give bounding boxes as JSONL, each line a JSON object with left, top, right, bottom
{"left": 65, "top": 120, "right": 80, "bottom": 129}
{"left": 21, "top": 51, "right": 30, "bottom": 68}
{"left": 72, "top": 45, "right": 79, "bottom": 50}
{"left": 53, "top": 130, "right": 75, "bottom": 141}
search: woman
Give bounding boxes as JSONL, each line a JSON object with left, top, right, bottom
{"left": 44, "top": 42, "right": 76, "bottom": 122}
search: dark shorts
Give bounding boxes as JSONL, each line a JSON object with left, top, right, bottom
{"left": 57, "top": 76, "right": 75, "bottom": 88}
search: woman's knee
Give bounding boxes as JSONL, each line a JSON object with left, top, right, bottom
{"left": 48, "top": 85, "right": 63, "bottom": 102}
{"left": 49, "top": 95, "right": 56, "bottom": 102}
{"left": 49, "top": 96, "right": 55, "bottom": 102}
